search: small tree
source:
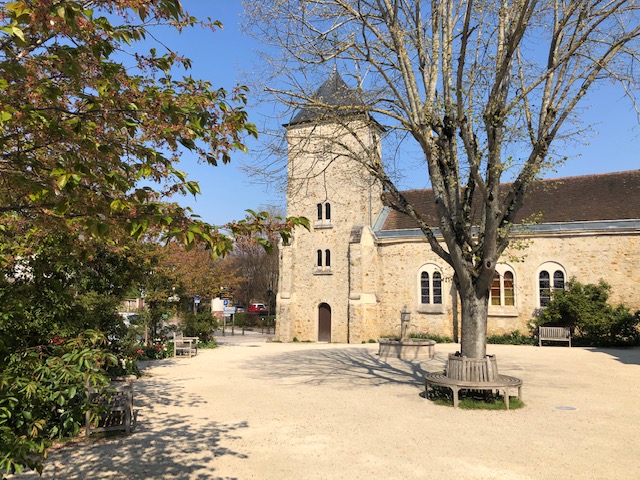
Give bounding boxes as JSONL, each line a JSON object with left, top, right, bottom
{"left": 229, "top": 208, "right": 283, "bottom": 307}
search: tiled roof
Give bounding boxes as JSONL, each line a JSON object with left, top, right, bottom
{"left": 287, "top": 70, "right": 365, "bottom": 126}
{"left": 381, "top": 170, "right": 640, "bottom": 231}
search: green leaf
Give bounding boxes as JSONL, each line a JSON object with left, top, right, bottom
{"left": 178, "top": 137, "right": 195, "bottom": 149}
{"left": 11, "top": 26, "right": 25, "bottom": 42}
{"left": 57, "top": 174, "right": 71, "bottom": 190}
{"left": 185, "top": 181, "right": 200, "bottom": 196}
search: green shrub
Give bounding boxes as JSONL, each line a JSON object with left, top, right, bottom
{"left": 532, "top": 279, "right": 640, "bottom": 347}
{"left": 487, "top": 330, "right": 536, "bottom": 345}
{"left": 180, "top": 311, "right": 218, "bottom": 343}
{"left": 234, "top": 312, "right": 275, "bottom": 329}
{"left": 410, "top": 333, "right": 454, "bottom": 343}
{"left": 0, "top": 331, "right": 116, "bottom": 476}
{"left": 197, "top": 339, "right": 218, "bottom": 349}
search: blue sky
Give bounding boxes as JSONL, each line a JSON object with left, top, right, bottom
{"left": 163, "top": 1, "right": 640, "bottom": 226}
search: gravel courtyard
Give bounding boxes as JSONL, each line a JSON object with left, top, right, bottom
{"left": 10, "top": 334, "right": 640, "bottom": 479}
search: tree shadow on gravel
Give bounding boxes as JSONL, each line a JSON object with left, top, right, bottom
{"left": 10, "top": 376, "right": 248, "bottom": 480}
{"left": 246, "top": 347, "right": 441, "bottom": 391}
{"left": 586, "top": 346, "right": 640, "bottom": 365}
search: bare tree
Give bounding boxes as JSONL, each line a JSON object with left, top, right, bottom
{"left": 243, "top": 0, "right": 640, "bottom": 359}
{"left": 230, "top": 206, "right": 283, "bottom": 309}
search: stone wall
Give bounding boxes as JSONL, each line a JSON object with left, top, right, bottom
{"left": 370, "top": 229, "right": 640, "bottom": 341}
{"left": 276, "top": 114, "right": 640, "bottom": 344}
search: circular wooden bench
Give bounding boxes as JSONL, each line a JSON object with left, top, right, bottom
{"left": 425, "top": 372, "right": 523, "bottom": 409}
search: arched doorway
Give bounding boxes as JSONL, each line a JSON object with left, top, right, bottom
{"left": 318, "top": 303, "right": 331, "bottom": 342}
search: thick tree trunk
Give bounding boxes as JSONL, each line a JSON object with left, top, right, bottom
{"left": 458, "top": 287, "right": 489, "bottom": 358}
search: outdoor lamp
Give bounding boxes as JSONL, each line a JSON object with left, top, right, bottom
{"left": 401, "top": 305, "right": 410, "bottom": 323}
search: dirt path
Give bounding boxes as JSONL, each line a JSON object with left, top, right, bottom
{"left": 9, "top": 334, "right": 640, "bottom": 479}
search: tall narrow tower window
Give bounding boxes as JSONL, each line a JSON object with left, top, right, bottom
{"left": 314, "top": 249, "right": 333, "bottom": 274}
{"left": 314, "top": 202, "right": 333, "bottom": 228}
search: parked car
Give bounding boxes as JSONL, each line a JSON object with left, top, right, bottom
{"left": 248, "top": 303, "right": 268, "bottom": 314}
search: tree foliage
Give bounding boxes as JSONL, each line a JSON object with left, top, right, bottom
{"left": 0, "top": 330, "right": 116, "bottom": 476}
{"left": 1, "top": 0, "right": 251, "bottom": 249}
{"left": 244, "top": 0, "right": 640, "bottom": 357}
{"left": 228, "top": 207, "right": 282, "bottom": 308}
{"left": 0, "top": 228, "right": 145, "bottom": 356}
{"left": 158, "top": 241, "right": 243, "bottom": 300}
{"left": 0, "top": 1, "right": 308, "bottom": 474}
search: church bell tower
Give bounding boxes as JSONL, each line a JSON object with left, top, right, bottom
{"left": 276, "top": 71, "right": 383, "bottom": 343}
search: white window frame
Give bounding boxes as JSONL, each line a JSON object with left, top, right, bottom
{"left": 416, "top": 263, "right": 445, "bottom": 314}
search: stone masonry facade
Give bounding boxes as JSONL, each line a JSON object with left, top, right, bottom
{"left": 276, "top": 73, "right": 640, "bottom": 343}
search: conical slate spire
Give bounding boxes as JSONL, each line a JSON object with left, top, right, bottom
{"left": 287, "top": 70, "right": 366, "bottom": 126}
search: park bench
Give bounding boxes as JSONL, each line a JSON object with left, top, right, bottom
{"left": 424, "top": 372, "right": 523, "bottom": 409}
{"left": 173, "top": 332, "right": 199, "bottom": 357}
{"left": 85, "top": 379, "right": 135, "bottom": 436}
{"left": 538, "top": 326, "right": 571, "bottom": 347}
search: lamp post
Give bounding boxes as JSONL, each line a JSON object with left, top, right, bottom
{"left": 266, "top": 289, "right": 273, "bottom": 334}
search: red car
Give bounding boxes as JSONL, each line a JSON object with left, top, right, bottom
{"left": 248, "top": 303, "right": 268, "bottom": 314}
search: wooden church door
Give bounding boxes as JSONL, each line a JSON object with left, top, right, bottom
{"left": 318, "top": 303, "right": 331, "bottom": 342}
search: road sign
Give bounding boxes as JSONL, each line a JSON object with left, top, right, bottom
{"left": 223, "top": 306, "right": 237, "bottom": 316}
{"left": 223, "top": 299, "right": 229, "bottom": 306}
{"left": 194, "top": 295, "right": 200, "bottom": 304}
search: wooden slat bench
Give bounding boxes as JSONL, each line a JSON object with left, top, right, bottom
{"left": 538, "top": 326, "right": 571, "bottom": 347}
{"left": 424, "top": 372, "right": 523, "bottom": 409}
{"left": 85, "top": 380, "right": 135, "bottom": 436}
{"left": 173, "top": 332, "right": 199, "bottom": 357}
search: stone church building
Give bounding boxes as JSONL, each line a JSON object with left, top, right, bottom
{"left": 275, "top": 72, "right": 640, "bottom": 343}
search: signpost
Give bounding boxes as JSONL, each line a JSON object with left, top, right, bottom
{"left": 193, "top": 295, "right": 200, "bottom": 314}
{"left": 223, "top": 306, "right": 237, "bottom": 336}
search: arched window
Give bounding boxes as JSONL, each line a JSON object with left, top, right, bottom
{"left": 417, "top": 265, "right": 444, "bottom": 310}
{"left": 537, "top": 262, "right": 567, "bottom": 307}
{"left": 539, "top": 271, "right": 551, "bottom": 307}
{"left": 491, "top": 273, "right": 501, "bottom": 306}
{"left": 504, "top": 271, "right": 515, "bottom": 306}
{"left": 315, "top": 249, "right": 332, "bottom": 273}
{"left": 420, "top": 272, "right": 430, "bottom": 303}
{"left": 315, "top": 202, "right": 332, "bottom": 227}
{"left": 433, "top": 271, "right": 442, "bottom": 304}
{"left": 490, "top": 265, "right": 517, "bottom": 308}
